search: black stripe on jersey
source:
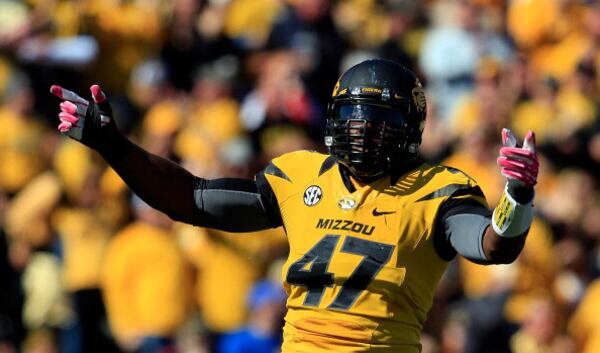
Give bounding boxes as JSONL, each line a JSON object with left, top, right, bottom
{"left": 449, "top": 185, "right": 485, "bottom": 199}
{"left": 416, "top": 184, "right": 484, "bottom": 202}
{"left": 255, "top": 172, "right": 284, "bottom": 228}
{"left": 264, "top": 163, "right": 291, "bottom": 182}
{"left": 319, "top": 156, "right": 337, "bottom": 176}
{"left": 338, "top": 165, "right": 356, "bottom": 193}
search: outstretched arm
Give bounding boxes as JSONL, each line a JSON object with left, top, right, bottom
{"left": 435, "top": 128, "right": 538, "bottom": 264}
{"left": 51, "top": 85, "right": 279, "bottom": 231}
{"left": 52, "top": 84, "right": 199, "bottom": 223}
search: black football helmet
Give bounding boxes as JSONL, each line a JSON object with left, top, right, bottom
{"left": 325, "top": 59, "right": 427, "bottom": 181}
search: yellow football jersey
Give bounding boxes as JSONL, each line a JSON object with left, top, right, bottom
{"left": 261, "top": 150, "right": 487, "bottom": 353}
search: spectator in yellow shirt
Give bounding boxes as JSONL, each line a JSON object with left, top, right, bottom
{"left": 52, "top": 140, "right": 124, "bottom": 353}
{"left": 511, "top": 296, "right": 574, "bottom": 353}
{"left": 0, "top": 70, "right": 49, "bottom": 195}
{"left": 569, "top": 279, "right": 600, "bottom": 353}
{"left": 175, "top": 60, "right": 242, "bottom": 177}
{"left": 101, "top": 196, "right": 192, "bottom": 353}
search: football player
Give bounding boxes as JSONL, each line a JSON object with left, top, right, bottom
{"left": 51, "top": 59, "right": 538, "bottom": 353}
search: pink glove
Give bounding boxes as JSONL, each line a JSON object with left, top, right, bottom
{"left": 497, "top": 128, "right": 539, "bottom": 188}
{"left": 50, "top": 84, "right": 114, "bottom": 146}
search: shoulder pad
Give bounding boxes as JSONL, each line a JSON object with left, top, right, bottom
{"left": 267, "top": 150, "right": 332, "bottom": 183}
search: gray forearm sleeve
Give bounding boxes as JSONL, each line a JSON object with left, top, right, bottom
{"left": 445, "top": 213, "right": 491, "bottom": 262}
{"left": 193, "top": 178, "right": 280, "bottom": 232}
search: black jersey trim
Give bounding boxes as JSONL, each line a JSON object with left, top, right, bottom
{"left": 416, "top": 184, "right": 484, "bottom": 202}
{"left": 193, "top": 177, "right": 279, "bottom": 231}
{"left": 255, "top": 172, "right": 284, "bottom": 228}
{"left": 264, "top": 162, "right": 291, "bottom": 182}
{"left": 319, "top": 156, "right": 337, "bottom": 176}
{"left": 338, "top": 165, "right": 356, "bottom": 193}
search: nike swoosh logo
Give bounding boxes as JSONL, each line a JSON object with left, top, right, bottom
{"left": 372, "top": 208, "right": 395, "bottom": 216}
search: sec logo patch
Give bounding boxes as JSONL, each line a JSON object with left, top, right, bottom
{"left": 303, "top": 185, "right": 322, "bottom": 206}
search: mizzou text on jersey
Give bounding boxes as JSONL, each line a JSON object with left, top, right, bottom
{"left": 259, "top": 150, "right": 486, "bottom": 353}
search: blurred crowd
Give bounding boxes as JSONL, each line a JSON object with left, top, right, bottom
{"left": 1, "top": 0, "right": 600, "bottom": 353}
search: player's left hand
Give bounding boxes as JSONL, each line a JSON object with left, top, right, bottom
{"left": 497, "top": 128, "right": 539, "bottom": 189}
{"left": 492, "top": 128, "right": 538, "bottom": 237}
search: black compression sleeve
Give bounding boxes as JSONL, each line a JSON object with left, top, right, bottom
{"left": 82, "top": 128, "right": 281, "bottom": 231}
{"left": 193, "top": 178, "right": 282, "bottom": 232}
{"left": 254, "top": 172, "right": 283, "bottom": 228}
{"left": 433, "top": 198, "right": 492, "bottom": 261}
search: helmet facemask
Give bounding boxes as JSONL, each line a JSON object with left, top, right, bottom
{"left": 325, "top": 103, "right": 419, "bottom": 182}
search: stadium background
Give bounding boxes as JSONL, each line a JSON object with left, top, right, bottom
{"left": 1, "top": 0, "right": 600, "bottom": 352}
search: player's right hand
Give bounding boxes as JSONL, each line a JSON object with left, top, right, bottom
{"left": 50, "top": 84, "right": 116, "bottom": 149}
